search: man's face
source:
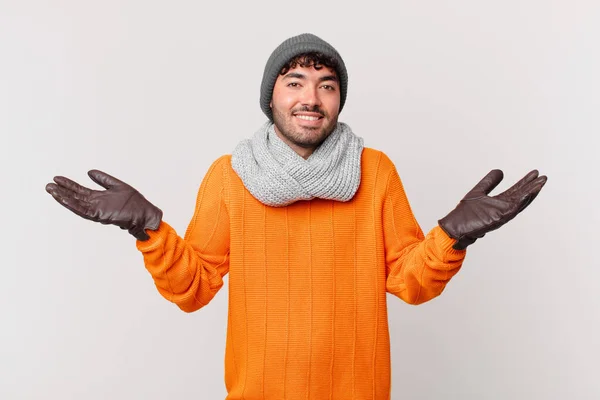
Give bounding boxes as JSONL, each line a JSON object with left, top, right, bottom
{"left": 270, "top": 64, "right": 341, "bottom": 159}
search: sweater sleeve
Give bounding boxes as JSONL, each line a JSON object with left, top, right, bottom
{"left": 135, "top": 156, "right": 231, "bottom": 313}
{"left": 383, "top": 161, "right": 466, "bottom": 305}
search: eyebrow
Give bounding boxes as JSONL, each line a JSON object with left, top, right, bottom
{"left": 282, "top": 72, "right": 339, "bottom": 82}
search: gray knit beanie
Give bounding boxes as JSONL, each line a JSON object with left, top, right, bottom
{"left": 260, "top": 33, "right": 348, "bottom": 122}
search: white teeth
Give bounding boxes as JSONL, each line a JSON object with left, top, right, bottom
{"left": 295, "top": 115, "right": 320, "bottom": 121}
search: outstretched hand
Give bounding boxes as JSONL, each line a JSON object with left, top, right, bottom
{"left": 438, "top": 169, "right": 547, "bottom": 250}
{"left": 45, "top": 170, "right": 163, "bottom": 241}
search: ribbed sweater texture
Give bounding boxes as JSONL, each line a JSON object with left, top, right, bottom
{"left": 136, "top": 148, "right": 466, "bottom": 399}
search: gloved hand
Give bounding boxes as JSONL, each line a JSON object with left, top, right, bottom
{"left": 45, "top": 170, "right": 163, "bottom": 241}
{"left": 438, "top": 169, "right": 547, "bottom": 250}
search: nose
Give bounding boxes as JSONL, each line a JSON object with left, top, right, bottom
{"left": 299, "top": 85, "right": 322, "bottom": 108}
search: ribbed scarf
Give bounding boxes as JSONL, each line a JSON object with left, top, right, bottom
{"left": 231, "top": 121, "right": 364, "bottom": 207}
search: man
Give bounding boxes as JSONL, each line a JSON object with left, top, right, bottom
{"left": 45, "top": 33, "right": 547, "bottom": 399}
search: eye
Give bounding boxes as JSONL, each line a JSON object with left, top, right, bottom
{"left": 321, "top": 85, "right": 336, "bottom": 91}
{"left": 287, "top": 82, "right": 300, "bottom": 88}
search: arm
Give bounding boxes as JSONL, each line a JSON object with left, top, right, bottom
{"left": 383, "top": 163, "right": 547, "bottom": 305}
{"left": 383, "top": 165, "right": 466, "bottom": 305}
{"left": 136, "top": 156, "right": 231, "bottom": 313}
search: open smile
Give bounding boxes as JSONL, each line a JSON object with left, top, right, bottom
{"left": 295, "top": 115, "right": 321, "bottom": 121}
{"left": 293, "top": 112, "right": 324, "bottom": 124}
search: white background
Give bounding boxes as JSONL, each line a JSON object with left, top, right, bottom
{"left": 1, "top": 0, "right": 599, "bottom": 399}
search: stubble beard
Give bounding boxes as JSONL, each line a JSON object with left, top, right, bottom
{"left": 272, "top": 106, "right": 338, "bottom": 149}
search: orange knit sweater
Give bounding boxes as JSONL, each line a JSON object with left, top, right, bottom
{"left": 136, "top": 148, "right": 466, "bottom": 399}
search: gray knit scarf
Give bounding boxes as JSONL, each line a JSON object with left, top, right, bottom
{"left": 231, "top": 121, "right": 364, "bottom": 207}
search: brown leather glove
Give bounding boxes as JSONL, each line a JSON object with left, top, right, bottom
{"left": 45, "top": 170, "right": 163, "bottom": 241}
{"left": 438, "top": 169, "right": 547, "bottom": 250}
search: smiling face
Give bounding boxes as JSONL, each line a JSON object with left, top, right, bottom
{"left": 270, "top": 64, "right": 341, "bottom": 159}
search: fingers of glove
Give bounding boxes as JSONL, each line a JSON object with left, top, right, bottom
{"left": 46, "top": 185, "right": 94, "bottom": 220}
{"left": 516, "top": 176, "right": 547, "bottom": 212}
{"left": 465, "top": 169, "right": 504, "bottom": 198}
{"left": 47, "top": 180, "right": 90, "bottom": 202}
{"left": 506, "top": 174, "right": 547, "bottom": 202}
{"left": 87, "top": 169, "right": 126, "bottom": 190}
{"left": 47, "top": 183, "right": 87, "bottom": 204}
{"left": 497, "top": 169, "right": 539, "bottom": 199}
{"left": 52, "top": 176, "right": 93, "bottom": 198}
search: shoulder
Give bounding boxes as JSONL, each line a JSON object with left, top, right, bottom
{"left": 212, "top": 154, "right": 232, "bottom": 166}
{"left": 204, "top": 154, "right": 233, "bottom": 176}
{"left": 356, "top": 147, "right": 402, "bottom": 198}
{"left": 198, "top": 154, "right": 233, "bottom": 187}
{"left": 361, "top": 147, "right": 397, "bottom": 175}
